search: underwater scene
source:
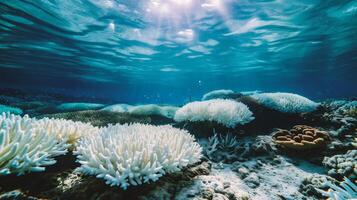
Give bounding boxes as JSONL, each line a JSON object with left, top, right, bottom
{"left": 0, "top": 0, "right": 356, "bottom": 199}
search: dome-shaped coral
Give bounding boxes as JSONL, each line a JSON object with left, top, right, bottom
{"left": 174, "top": 99, "right": 254, "bottom": 128}
{"left": 250, "top": 92, "right": 319, "bottom": 113}
{"left": 74, "top": 123, "right": 202, "bottom": 189}
{"left": 0, "top": 113, "right": 69, "bottom": 175}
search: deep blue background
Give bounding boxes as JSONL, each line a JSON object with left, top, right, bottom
{"left": 0, "top": 0, "right": 356, "bottom": 104}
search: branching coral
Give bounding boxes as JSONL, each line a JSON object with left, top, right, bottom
{"left": 202, "top": 132, "right": 241, "bottom": 162}
{"left": 174, "top": 99, "right": 254, "bottom": 128}
{"left": 0, "top": 113, "right": 69, "bottom": 175}
{"left": 316, "top": 177, "right": 357, "bottom": 200}
{"left": 336, "top": 101, "right": 357, "bottom": 118}
{"left": 74, "top": 123, "right": 202, "bottom": 189}
{"left": 273, "top": 125, "right": 330, "bottom": 150}
{"left": 36, "top": 117, "right": 99, "bottom": 146}
{"left": 323, "top": 150, "right": 357, "bottom": 179}
{"left": 250, "top": 92, "right": 319, "bottom": 113}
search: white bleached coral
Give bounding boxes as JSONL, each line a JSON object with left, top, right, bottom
{"left": 101, "top": 104, "right": 179, "bottom": 119}
{"left": 202, "top": 89, "right": 235, "bottom": 100}
{"left": 129, "top": 104, "right": 179, "bottom": 118}
{"left": 36, "top": 118, "right": 99, "bottom": 146}
{"left": 74, "top": 123, "right": 202, "bottom": 189}
{"left": 250, "top": 92, "right": 319, "bottom": 113}
{"left": 0, "top": 113, "right": 69, "bottom": 175}
{"left": 174, "top": 99, "right": 254, "bottom": 128}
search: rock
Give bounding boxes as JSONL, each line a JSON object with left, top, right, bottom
{"left": 243, "top": 173, "right": 260, "bottom": 188}
{"left": 237, "top": 167, "right": 250, "bottom": 179}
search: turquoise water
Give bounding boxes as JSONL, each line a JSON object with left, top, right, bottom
{"left": 0, "top": 0, "right": 356, "bottom": 103}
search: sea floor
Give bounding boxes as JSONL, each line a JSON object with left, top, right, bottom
{"left": 0, "top": 89, "right": 356, "bottom": 200}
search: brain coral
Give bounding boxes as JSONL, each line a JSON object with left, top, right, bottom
{"left": 0, "top": 113, "right": 69, "bottom": 175}
{"left": 250, "top": 92, "right": 319, "bottom": 113}
{"left": 273, "top": 125, "right": 330, "bottom": 150}
{"left": 74, "top": 123, "right": 202, "bottom": 189}
{"left": 174, "top": 99, "right": 254, "bottom": 128}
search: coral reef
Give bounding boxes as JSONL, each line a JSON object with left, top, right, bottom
{"left": 201, "top": 89, "right": 242, "bottom": 100}
{"left": 100, "top": 103, "right": 133, "bottom": 113}
{"left": 174, "top": 99, "right": 254, "bottom": 128}
{"left": 0, "top": 104, "right": 23, "bottom": 115}
{"left": 102, "top": 104, "right": 179, "bottom": 119}
{"left": 0, "top": 113, "right": 69, "bottom": 175}
{"left": 56, "top": 103, "right": 105, "bottom": 112}
{"left": 39, "top": 110, "right": 153, "bottom": 127}
{"left": 250, "top": 92, "right": 320, "bottom": 113}
{"left": 323, "top": 150, "right": 357, "bottom": 179}
{"left": 272, "top": 125, "right": 331, "bottom": 150}
{"left": 74, "top": 123, "right": 202, "bottom": 189}
{"left": 316, "top": 177, "right": 357, "bottom": 200}
{"left": 129, "top": 104, "right": 179, "bottom": 119}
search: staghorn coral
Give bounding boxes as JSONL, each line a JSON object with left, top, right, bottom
{"left": 250, "top": 92, "right": 319, "bottom": 113}
{"left": 74, "top": 123, "right": 202, "bottom": 189}
{"left": 323, "top": 150, "right": 357, "bottom": 179}
{"left": 316, "top": 177, "right": 357, "bottom": 200}
{"left": 174, "top": 99, "right": 254, "bottom": 128}
{"left": 0, "top": 113, "right": 69, "bottom": 175}
{"left": 272, "top": 125, "right": 330, "bottom": 150}
{"left": 36, "top": 117, "right": 99, "bottom": 147}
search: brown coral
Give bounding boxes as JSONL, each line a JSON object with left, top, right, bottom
{"left": 272, "top": 125, "right": 331, "bottom": 150}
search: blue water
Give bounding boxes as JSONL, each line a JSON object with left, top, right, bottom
{"left": 0, "top": 0, "right": 356, "bottom": 104}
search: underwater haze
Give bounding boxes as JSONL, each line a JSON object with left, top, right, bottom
{"left": 0, "top": 0, "right": 357, "bottom": 104}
